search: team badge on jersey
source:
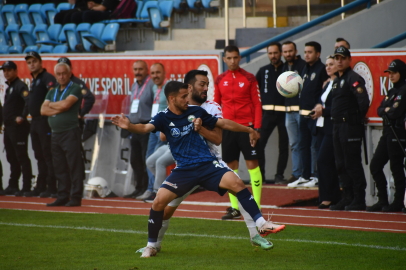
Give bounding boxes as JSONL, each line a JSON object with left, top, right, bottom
{"left": 385, "top": 96, "right": 388, "bottom": 100}
{"left": 393, "top": 102, "right": 399, "bottom": 108}
{"left": 187, "top": 115, "right": 196, "bottom": 122}
{"left": 239, "top": 82, "right": 244, "bottom": 88}
{"left": 36, "top": 80, "right": 40, "bottom": 86}
{"left": 340, "top": 79, "right": 345, "bottom": 88}
{"left": 23, "top": 90, "right": 29, "bottom": 97}
{"left": 171, "top": 128, "right": 180, "bottom": 138}
{"left": 311, "top": 73, "right": 316, "bottom": 81}
{"left": 9, "top": 87, "right": 13, "bottom": 94}
{"left": 356, "top": 87, "right": 363, "bottom": 94}
{"left": 81, "top": 89, "right": 87, "bottom": 95}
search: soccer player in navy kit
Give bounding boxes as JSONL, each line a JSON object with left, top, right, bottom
{"left": 113, "top": 81, "right": 283, "bottom": 258}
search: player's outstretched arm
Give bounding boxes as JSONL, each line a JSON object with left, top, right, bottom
{"left": 215, "top": 118, "right": 258, "bottom": 147}
{"left": 112, "top": 113, "right": 155, "bottom": 134}
{"left": 193, "top": 118, "right": 222, "bottom": 145}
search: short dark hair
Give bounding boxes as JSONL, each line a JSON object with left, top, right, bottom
{"left": 335, "top": 37, "right": 351, "bottom": 49}
{"left": 224, "top": 45, "right": 239, "bottom": 55}
{"left": 164, "top": 81, "right": 189, "bottom": 100}
{"left": 282, "top": 41, "right": 297, "bottom": 50}
{"left": 305, "top": 41, "right": 321, "bottom": 53}
{"left": 184, "top": 70, "right": 208, "bottom": 86}
{"left": 267, "top": 42, "right": 281, "bottom": 52}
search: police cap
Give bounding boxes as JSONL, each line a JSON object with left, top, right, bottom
{"left": 384, "top": 59, "right": 406, "bottom": 73}
{"left": 0, "top": 61, "right": 17, "bottom": 70}
{"left": 25, "top": 51, "right": 42, "bottom": 61}
{"left": 57, "top": 57, "right": 72, "bottom": 67}
{"left": 334, "top": 46, "right": 351, "bottom": 58}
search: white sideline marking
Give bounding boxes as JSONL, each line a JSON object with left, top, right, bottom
{"left": 1, "top": 201, "right": 405, "bottom": 224}
{"left": 0, "top": 222, "right": 405, "bottom": 251}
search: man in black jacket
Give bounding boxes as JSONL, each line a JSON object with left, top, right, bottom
{"left": 329, "top": 46, "right": 370, "bottom": 211}
{"left": 281, "top": 41, "right": 306, "bottom": 184}
{"left": 1, "top": 61, "right": 33, "bottom": 196}
{"left": 256, "top": 42, "right": 288, "bottom": 183}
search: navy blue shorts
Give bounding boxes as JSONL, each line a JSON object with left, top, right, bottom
{"left": 161, "top": 160, "right": 231, "bottom": 197}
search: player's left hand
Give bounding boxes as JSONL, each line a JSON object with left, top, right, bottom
{"left": 249, "top": 128, "right": 259, "bottom": 147}
{"left": 193, "top": 118, "right": 202, "bottom": 132}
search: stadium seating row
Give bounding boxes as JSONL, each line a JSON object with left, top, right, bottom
{"left": 0, "top": 22, "right": 119, "bottom": 54}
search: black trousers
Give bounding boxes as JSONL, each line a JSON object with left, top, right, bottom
{"left": 259, "top": 111, "right": 288, "bottom": 179}
{"left": 54, "top": 9, "right": 80, "bottom": 25}
{"left": 31, "top": 117, "right": 56, "bottom": 193}
{"left": 71, "top": 10, "right": 111, "bottom": 24}
{"left": 131, "top": 133, "right": 150, "bottom": 192}
{"left": 333, "top": 123, "right": 366, "bottom": 202}
{"left": 299, "top": 116, "right": 318, "bottom": 179}
{"left": 52, "top": 128, "right": 85, "bottom": 201}
{"left": 370, "top": 127, "right": 406, "bottom": 204}
{"left": 4, "top": 122, "right": 32, "bottom": 191}
{"left": 316, "top": 128, "right": 341, "bottom": 203}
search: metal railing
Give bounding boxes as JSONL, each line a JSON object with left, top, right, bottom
{"left": 372, "top": 32, "right": 406, "bottom": 48}
{"left": 240, "top": 0, "right": 372, "bottom": 63}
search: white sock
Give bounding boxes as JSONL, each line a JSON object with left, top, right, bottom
{"left": 147, "top": 242, "right": 158, "bottom": 248}
{"left": 238, "top": 201, "right": 258, "bottom": 239}
{"left": 255, "top": 217, "right": 266, "bottom": 228}
{"left": 156, "top": 219, "right": 170, "bottom": 246}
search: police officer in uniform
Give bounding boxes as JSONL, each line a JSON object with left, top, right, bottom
{"left": 329, "top": 46, "right": 370, "bottom": 211}
{"left": 25, "top": 51, "right": 57, "bottom": 198}
{"left": 367, "top": 59, "right": 406, "bottom": 212}
{"left": 256, "top": 42, "right": 288, "bottom": 183}
{"left": 1, "top": 61, "right": 33, "bottom": 196}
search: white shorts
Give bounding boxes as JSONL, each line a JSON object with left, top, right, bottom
{"left": 167, "top": 160, "right": 236, "bottom": 207}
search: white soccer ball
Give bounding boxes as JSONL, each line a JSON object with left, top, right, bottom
{"left": 276, "top": 71, "right": 303, "bottom": 98}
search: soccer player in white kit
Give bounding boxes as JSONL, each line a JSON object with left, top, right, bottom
{"left": 136, "top": 70, "right": 284, "bottom": 255}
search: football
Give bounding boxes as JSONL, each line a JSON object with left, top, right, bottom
{"left": 276, "top": 71, "right": 303, "bottom": 98}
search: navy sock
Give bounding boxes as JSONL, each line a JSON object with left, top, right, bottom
{"left": 148, "top": 208, "right": 164, "bottom": 242}
{"left": 236, "top": 188, "right": 262, "bottom": 221}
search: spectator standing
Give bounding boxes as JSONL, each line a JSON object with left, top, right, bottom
{"left": 281, "top": 41, "right": 306, "bottom": 184}
{"left": 311, "top": 55, "right": 341, "bottom": 208}
{"left": 367, "top": 60, "right": 406, "bottom": 212}
{"left": 41, "top": 62, "right": 84, "bottom": 207}
{"left": 123, "top": 60, "right": 154, "bottom": 198}
{"left": 0, "top": 101, "right": 3, "bottom": 196}
{"left": 214, "top": 45, "right": 262, "bottom": 220}
{"left": 25, "top": 52, "right": 58, "bottom": 198}
{"left": 329, "top": 46, "right": 369, "bottom": 211}
{"left": 288, "top": 42, "right": 328, "bottom": 188}
{"left": 1, "top": 61, "right": 32, "bottom": 196}
{"left": 255, "top": 42, "right": 288, "bottom": 183}
{"left": 136, "top": 63, "right": 168, "bottom": 201}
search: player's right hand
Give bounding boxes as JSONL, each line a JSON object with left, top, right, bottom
{"left": 249, "top": 128, "right": 259, "bottom": 147}
{"left": 112, "top": 113, "right": 130, "bottom": 130}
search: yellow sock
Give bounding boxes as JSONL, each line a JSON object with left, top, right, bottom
{"left": 248, "top": 166, "right": 262, "bottom": 209}
{"left": 229, "top": 169, "right": 239, "bottom": 210}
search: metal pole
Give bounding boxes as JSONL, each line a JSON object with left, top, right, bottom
{"left": 341, "top": 0, "right": 345, "bottom": 20}
{"left": 225, "top": 0, "right": 229, "bottom": 46}
{"left": 243, "top": 0, "right": 246, "bottom": 28}
{"left": 307, "top": 0, "right": 311, "bottom": 22}
{"left": 273, "top": 0, "right": 276, "bottom": 28}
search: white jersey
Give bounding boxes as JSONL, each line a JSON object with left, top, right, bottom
{"left": 200, "top": 100, "right": 223, "bottom": 162}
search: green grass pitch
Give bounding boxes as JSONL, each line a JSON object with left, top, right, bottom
{"left": 1, "top": 209, "right": 405, "bottom": 270}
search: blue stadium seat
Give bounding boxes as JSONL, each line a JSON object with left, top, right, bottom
{"left": 140, "top": 1, "right": 159, "bottom": 19}
{"left": 53, "top": 44, "right": 68, "bottom": 53}
{"left": 29, "top": 4, "right": 46, "bottom": 26}
{"left": 38, "top": 44, "right": 54, "bottom": 53}
{"left": 159, "top": 0, "right": 174, "bottom": 20}
{"left": 14, "top": 4, "right": 31, "bottom": 25}
{"left": 41, "top": 3, "right": 57, "bottom": 25}
{"left": 0, "top": 46, "right": 9, "bottom": 54}
{"left": 76, "top": 23, "right": 91, "bottom": 51}
{"left": 20, "top": 24, "right": 36, "bottom": 46}
{"left": 0, "top": 11, "right": 5, "bottom": 30}
{"left": 5, "top": 24, "right": 22, "bottom": 48}
{"left": 1, "top": 4, "right": 18, "bottom": 26}
{"left": 172, "top": 0, "right": 188, "bottom": 13}
{"left": 82, "top": 23, "right": 119, "bottom": 52}
{"left": 8, "top": 45, "right": 23, "bottom": 54}
{"left": 136, "top": 1, "right": 144, "bottom": 18}
{"left": 60, "top": 23, "right": 80, "bottom": 52}
{"left": 23, "top": 45, "right": 39, "bottom": 53}
{"left": 56, "top": 3, "right": 72, "bottom": 13}
{"left": 34, "top": 24, "right": 61, "bottom": 45}
{"left": 201, "top": 0, "right": 219, "bottom": 12}
{"left": 148, "top": 7, "right": 166, "bottom": 34}
{"left": 0, "top": 28, "right": 9, "bottom": 45}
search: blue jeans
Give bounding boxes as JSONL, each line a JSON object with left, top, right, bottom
{"left": 285, "top": 112, "right": 302, "bottom": 178}
{"left": 146, "top": 132, "right": 165, "bottom": 191}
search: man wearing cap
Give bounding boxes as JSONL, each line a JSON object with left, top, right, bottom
{"left": 24, "top": 51, "right": 57, "bottom": 198}
{"left": 123, "top": 60, "right": 155, "bottom": 199}
{"left": 41, "top": 62, "right": 84, "bottom": 207}
{"left": 1, "top": 61, "right": 33, "bottom": 196}
{"left": 367, "top": 59, "right": 406, "bottom": 212}
{"left": 329, "top": 46, "right": 370, "bottom": 211}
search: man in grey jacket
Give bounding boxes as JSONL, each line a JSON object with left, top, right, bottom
{"left": 124, "top": 60, "right": 155, "bottom": 198}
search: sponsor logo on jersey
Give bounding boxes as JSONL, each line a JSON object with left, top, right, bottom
{"left": 249, "top": 195, "right": 254, "bottom": 200}
{"left": 171, "top": 128, "right": 180, "bottom": 137}
{"left": 251, "top": 150, "right": 257, "bottom": 155}
{"left": 169, "top": 122, "right": 175, "bottom": 126}
{"left": 213, "top": 160, "right": 224, "bottom": 168}
{"left": 148, "top": 219, "right": 154, "bottom": 224}
{"left": 163, "top": 180, "right": 178, "bottom": 189}
{"left": 223, "top": 81, "right": 228, "bottom": 86}
{"left": 187, "top": 115, "right": 196, "bottom": 122}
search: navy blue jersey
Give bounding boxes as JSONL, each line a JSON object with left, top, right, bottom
{"left": 150, "top": 106, "right": 218, "bottom": 168}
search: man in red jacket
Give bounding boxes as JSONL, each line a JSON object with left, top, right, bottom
{"left": 214, "top": 45, "right": 262, "bottom": 220}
